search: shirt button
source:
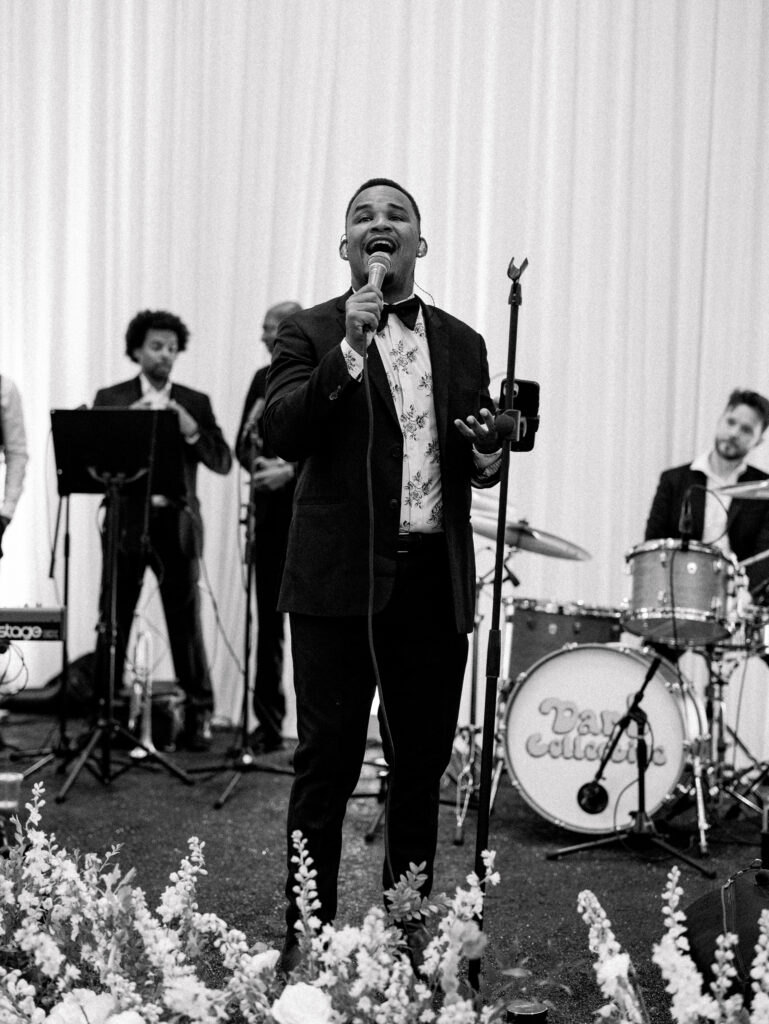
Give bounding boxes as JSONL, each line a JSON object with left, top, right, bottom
{"left": 390, "top": 445, "right": 400, "bottom": 458}
{"left": 389, "top": 498, "right": 399, "bottom": 509}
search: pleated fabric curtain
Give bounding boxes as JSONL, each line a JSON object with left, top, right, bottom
{"left": 1, "top": 0, "right": 767, "bottom": 742}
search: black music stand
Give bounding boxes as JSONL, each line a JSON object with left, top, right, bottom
{"left": 49, "top": 408, "right": 194, "bottom": 800}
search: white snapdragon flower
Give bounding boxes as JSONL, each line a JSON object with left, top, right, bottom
{"left": 16, "top": 927, "right": 66, "bottom": 979}
{"left": 0, "top": 877, "right": 15, "bottom": 905}
{"left": 0, "top": 966, "right": 45, "bottom": 1024}
{"left": 164, "top": 974, "right": 220, "bottom": 1021}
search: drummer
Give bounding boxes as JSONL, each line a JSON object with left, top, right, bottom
{"left": 645, "top": 388, "right": 769, "bottom": 603}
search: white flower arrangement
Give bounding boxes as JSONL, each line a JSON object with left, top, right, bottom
{"left": 579, "top": 865, "right": 769, "bottom": 1024}
{"left": 0, "top": 784, "right": 507, "bottom": 1023}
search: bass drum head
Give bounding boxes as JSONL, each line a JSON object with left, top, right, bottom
{"left": 502, "top": 643, "right": 701, "bottom": 835}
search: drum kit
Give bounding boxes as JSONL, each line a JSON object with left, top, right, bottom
{"left": 452, "top": 482, "right": 769, "bottom": 867}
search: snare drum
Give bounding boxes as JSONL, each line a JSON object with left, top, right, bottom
{"left": 502, "top": 643, "right": 705, "bottom": 834}
{"left": 506, "top": 599, "right": 622, "bottom": 685}
{"left": 624, "top": 539, "right": 735, "bottom": 645}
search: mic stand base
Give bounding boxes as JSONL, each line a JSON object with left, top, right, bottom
{"left": 184, "top": 533, "right": 293, "bottom": 808}
{"left": 545, "top": 812, "right": 716, "bottom": 879}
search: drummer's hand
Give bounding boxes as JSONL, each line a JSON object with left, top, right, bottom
{"left": 454, "top": 408, "right": 500, "bottom": 453}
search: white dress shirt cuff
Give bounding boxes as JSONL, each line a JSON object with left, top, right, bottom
{"left": 473, "top": 447, "right": 502, "bottom": 478}
{"left": 341, "top": 339, "right": 364, "bottom": 381}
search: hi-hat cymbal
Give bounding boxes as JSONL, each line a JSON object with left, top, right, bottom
{"left": 472, "top": 513, "right": 591, "bottom": 560}
{"left": 719, "top": 479, "right": 769, "bottom": 500}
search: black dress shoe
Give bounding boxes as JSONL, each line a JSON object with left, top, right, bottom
{"left": 180, "top": 710, "right": 213, "bottom": 752}
{"left": 275, "top": 934, "right": 303, "bottom": 978}
{"left": 248, "top": 726, "right": 284, "bottom": 754}
{"left": 397, "top": 918, "right": 430, "bottom": 970}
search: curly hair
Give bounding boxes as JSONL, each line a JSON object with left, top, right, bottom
{"left": 125, "top": 310, "right": 190, "bottom": 361}
{"left": 345, "top": 178, "right": 421, "bottom": 227}
{"left": 726, "top": 388, "right": 769, "bottom": 432}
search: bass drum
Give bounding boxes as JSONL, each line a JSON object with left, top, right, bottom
{"left": 501, "top": 643, "right": 705, "bottom": 835}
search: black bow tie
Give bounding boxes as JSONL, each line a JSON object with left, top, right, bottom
{"left": 377, "top": 296, "right": 421, "bottom": 333}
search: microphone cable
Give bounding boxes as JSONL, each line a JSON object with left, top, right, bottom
{"left": 360, "top": 318, "right": 399, "bottom": 900}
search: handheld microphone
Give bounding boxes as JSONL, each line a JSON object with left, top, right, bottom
{"left": 577, "top": 780, "right": 609, "bottom": 814}
{"left": 367, "top": 250, "right": 392, "bottom": 290}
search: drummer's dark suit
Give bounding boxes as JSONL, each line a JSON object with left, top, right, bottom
{"left": 645, "top": 462, "right": 769, "bottom": 601}
{"left": 93, "top": 377, "right": 232, "bottom": 719}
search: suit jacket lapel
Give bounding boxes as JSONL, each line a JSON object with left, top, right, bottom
{"left": 726, "top": 466, "right": 753, "bottom": 532}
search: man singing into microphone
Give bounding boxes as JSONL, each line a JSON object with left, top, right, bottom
{"left": 645, "top": 388, "right": 769, "bottom": 601}
{"left": 264, "top": 178, "right": 501, "bottom": 973}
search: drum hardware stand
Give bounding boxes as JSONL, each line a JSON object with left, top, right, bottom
{"left": 448, "top": 567, "right": 517, "bottom": 846}
{"left": 701, "top": 646, "right": 769, "bottom": 818}
{"left": 186, "top": 458, "right": 293, "bottom": 807}
{"left": 546, "top": 655, "right": 717, "bottom": 878}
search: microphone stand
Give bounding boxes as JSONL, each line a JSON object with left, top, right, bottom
{"left": 545, "top": 656, "right": 715, "bottom": 878}
{"left": 16, "top": 495, "right": 77, "bottom": 777}
{"left": 189, "top": 436, "right": 292, "bottom": 805}
{"left": 468, "top": 257, "right": 531, "bottom": 992}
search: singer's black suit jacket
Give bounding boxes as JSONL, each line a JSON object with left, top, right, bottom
{"left": 263, "top": 291, "right": 499, "bottom": 633}
{"left": 93, "top": 376, "right": 232, "bottom": 558}
{"left": 645, "top": 462, "right": 769, "bottom": 598}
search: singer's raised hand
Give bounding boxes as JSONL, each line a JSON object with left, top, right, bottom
{"left": 454, "top": 407, "right": 501, "bottom": 453}
{"left": 345, "top": 284, "right": 383, "bottom": 355}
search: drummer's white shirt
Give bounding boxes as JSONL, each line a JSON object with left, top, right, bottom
{"left": 690, "top": 449, "right": 747, "bottom": 557}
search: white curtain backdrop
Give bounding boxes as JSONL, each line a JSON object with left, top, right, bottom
{"left": 1, "top": 0, "right": 768, "bottom": 757}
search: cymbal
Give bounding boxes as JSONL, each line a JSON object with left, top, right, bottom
{"left": 719, "top": 479, "right": 769, "bottom": 500}
{"left": 472, "top": 513, "right": 591, "bottom": 560}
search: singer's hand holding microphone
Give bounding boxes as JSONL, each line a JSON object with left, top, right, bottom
{"left": 345, "top": 252, "right": 392, "bottom": 356}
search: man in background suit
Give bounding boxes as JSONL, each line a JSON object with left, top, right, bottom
{"left": 94, "top": 310, "right": 232, "bottom": 750}
{"left": 645, "top": 388, "right": 769, "bottom": 601}
{"left": 235, "top": 300, "right": 301, "bottom": 754}
{"left": 264, "top": 178, "right": 501, "bottom": 972}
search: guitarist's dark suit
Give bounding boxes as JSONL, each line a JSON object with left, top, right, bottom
{"left": 93, "top": 377, "right": 231, "bottom": 730}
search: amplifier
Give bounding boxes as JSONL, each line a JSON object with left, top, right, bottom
{"left": 0, "top": 607, "right": 66, "bottom": 643}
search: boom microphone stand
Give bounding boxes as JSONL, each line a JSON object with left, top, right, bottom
{"left": 17, "top": 495, "right": 77, "bottom": 777}
{"left": 546, "top": 655, "right": 716, "bottom": 878}
{"left": 468, "top": 257, "right": 539, "bottom": 991}
{"left": 190, "top": 456, "right": 292, "bottom": 808}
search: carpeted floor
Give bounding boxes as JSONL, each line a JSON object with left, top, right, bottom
{"left": 1, "top": 706, "right": 765, "bottom": 1023}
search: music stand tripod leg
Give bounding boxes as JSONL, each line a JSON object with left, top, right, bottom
{"left": 55, "top": 724, "right": 105, "bottom": 802}
{"left": 123, "top": 729, "right": 195, "bottom": 785}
